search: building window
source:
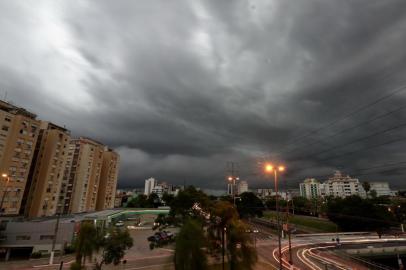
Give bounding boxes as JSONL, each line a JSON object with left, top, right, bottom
{"left": 40, "top": 235, "right": 54, "bottom": 240}
{"left": 16, "top": 235, "right": 31, "bottom": 240}
{"left": 2, "top": 126, "right": 9, "bottom": 131}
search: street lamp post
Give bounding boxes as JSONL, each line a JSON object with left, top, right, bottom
{"left": 227, "top": 176, "right": 240, "bottom": 206}
{"left": 0, "top": 173, "right": 11, "bottom": 215}
{"left": 265, "top": 164, "right": 285, "bottom": 270}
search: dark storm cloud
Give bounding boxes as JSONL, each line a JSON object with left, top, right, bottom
{"left": 1, "top": 0, "right": 406, "bottom": 189}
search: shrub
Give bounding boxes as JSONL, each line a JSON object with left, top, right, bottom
{"left": 30, "top": 251, "right": 42, "bottom": 259}
{"left": 70, "top": 262, "right": 82, "bottom": 270}
{"left": 64, "top": 245, "right": 75, "bottom": 254}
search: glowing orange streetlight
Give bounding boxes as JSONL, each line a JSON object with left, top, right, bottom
{"left": 264, "top": 163, "right": 286, "bottom": 270}
{"left": 0, "top": 173, "right": 10, "bottom": 216}
{"left": 227, "top": 175, "right": 240, "bottom": 206}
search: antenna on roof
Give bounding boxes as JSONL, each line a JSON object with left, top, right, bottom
{"left": 3, "top": 91, "right": 7, "bottom": 101}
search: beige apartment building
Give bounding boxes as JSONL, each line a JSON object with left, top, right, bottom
{"left": 22, "top": 122, "right": 70, "bottom": 218}
{"left": 96, "top": 149, "right": 119, "bottom": 210}
{"left": 59, "top": 137, "right": 105, "bottom": 214}
{"left": 0, "top": 100, "right": 40, "bottom": 215}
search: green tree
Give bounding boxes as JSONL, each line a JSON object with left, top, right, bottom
{"left": 362, "top": 181, "right": 371, "bottom": 194}
{"left": 174, "top": 219, "right": 207, "bottom": 270}
{"left": 326, "top": 196, "right": 395, "bottom": 232}
{"left": 94, "top": 229, "right": 133, "bottom": 269}
{"left": 162, "top": 193, "right": 175, "bottom": 206}
{"left": 147, "top": 193, "right": 162, "bottom": 208}
{"left": 126, "top": 194, "right": 150, "bottom": 208}
{"left": 169, "top": 186, "right": 211, "bottom": 220}
{"left": 292, "top": 196, "right": 310, "bottom": 214}
{"left": 236, "top": 192, "right": 264, "bottom": 218}
{"left": 227, "top": 220, "right": 257, "bottom": 270}
{"left": 208, "top": 201, "right": 257, "bottom": 270}
{"left": 73, "top": 222, "right": 103, "bottom": 267}
{"left": 370, "top": 189, "right": 377, "bottom": 199}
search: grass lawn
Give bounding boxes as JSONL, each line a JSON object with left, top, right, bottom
{"left": 264, "top": 211, "right": 337, "bottom": 233}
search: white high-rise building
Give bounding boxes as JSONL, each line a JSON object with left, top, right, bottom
{"left": 369, "top": 182, "right": 392, "bottom": 197}
{"left": 299, "top": 178, "right": 323, "bottom": 199}
{"left": 144, "top": 177, "right": 157, "bottom": 195}
{"left": 238, "top": 181, "right": 248, "bottom": 194}
{"left": 323, "top": 171, "right": 366, "bottom": 198}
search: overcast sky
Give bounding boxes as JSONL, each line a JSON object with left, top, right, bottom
{"left": 1, "top": 0, "right": 406, "bottom": 190}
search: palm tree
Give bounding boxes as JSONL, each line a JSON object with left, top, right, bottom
{"left": 362, "top": 181, "right": 371, "bottom": 197}
{"left": 207, "top": 201, "right": 257, "bottom": 270}
{"left": 227, "top": 220, "right": 257, "bottom": 270}
{"left": 74, "top": 222, "right": 102, "bottom": 267}
{"left": 174, "top": 219, "right": 207, "bottom": 270}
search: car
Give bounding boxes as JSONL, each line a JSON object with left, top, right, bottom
{"left": 115, "top": 221, "right": 125, "bottom": 227}
{"left": 165, "top": 231, "right": 174, "bottom": 239}
{"left": 148, "top": 235, "right": 157, "bottom": 242}
{"left": 155, "top": 231, "right": 168, "bottom": 241}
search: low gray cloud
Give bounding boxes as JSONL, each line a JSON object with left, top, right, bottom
{"left": 1, "top": 0, "right": 406, "bottom": 190}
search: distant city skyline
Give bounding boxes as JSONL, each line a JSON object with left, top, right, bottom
{"left": 1, "top": 1, "right": 406, "bottom": 189}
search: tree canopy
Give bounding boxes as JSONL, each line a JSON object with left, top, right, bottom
{"left": 236, "top": 192, "right": 265, "bottom": 218}
{"left": 326, "top": 195, "right": 396, "bottom": 232}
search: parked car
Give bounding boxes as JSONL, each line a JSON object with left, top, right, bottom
{"left": 115, "top": 221, "right": 125, "bottom": 227}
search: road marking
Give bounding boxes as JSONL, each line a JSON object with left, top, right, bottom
{"left": 307, "top": 246, "right": 347, "bottom": 270}
{"left": 34, "top": 259, "right": 75, "bottom": 268}
{"left": 299, "top": 248, "right": 322, "bottom": 270}
{"left": 159, "top": 248, "right": 175, "bottom": 252}
{"left": 125, "top": 263, "right": 173, "bottom": 269}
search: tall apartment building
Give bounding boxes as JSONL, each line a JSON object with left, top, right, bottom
{"left": 96, "top": 149, "right": 119, "bottom": 210}
{"left": 238, "top": 181, "right": 249, "bottom": 194}
{"left": 299, "top": 171, "right": 367, "bottom": 199}
{"left": 299, "top": 178, "right": 323, "bottom": 199}
{"left": 144, "top": 178, "right": 157, "bottom": 195}
{"left": 0, "top": 100, "right": 40, "bottom": 215}
{"left": 22, "top": 122, "right": 70, "bottom": 218}
{"left": 59, "top": 137, "right": 104, "bottom": 214}
{"left": 324, "top": 171, "right": 366, "bottom": 198}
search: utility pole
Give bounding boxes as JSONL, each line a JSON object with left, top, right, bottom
{"left": 274, "top": 170, "right": 282, "bottom": 270}
{"left": 222, "top": 226, "right": 225, "bottom": 270}
{"left": 286, "top": 190, "right": 293, "bottom": 265}
{"left": 49, "top": 213, "right": 61, "bottom": 265}
{"left": 226, "top": 162, "right": 239, "bottom": 206}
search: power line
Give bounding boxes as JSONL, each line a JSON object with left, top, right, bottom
{"left": 280, "top": 83, "right": 406, "bottom": 151}
{"left": 283, "top": 104, "right": 406, "bottom": 156}
{"left": 317, "top": 135, "right": 406, "bottom": 163}
{"left": 288, "top": 121, "right": 406, "bottom": 162}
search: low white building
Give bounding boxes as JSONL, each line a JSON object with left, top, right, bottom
{"left": 369, "top": 182, "right": 392, "bottom": 197}
{"left": 256, "top": 189, "right": 273, "bottom": 198}
{"left": 238, "top": 181, "right": 249, "bottom": 194}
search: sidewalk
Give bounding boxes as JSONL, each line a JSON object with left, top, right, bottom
{"left": 0, "top": 254, "right": 75, "bottom": 270}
